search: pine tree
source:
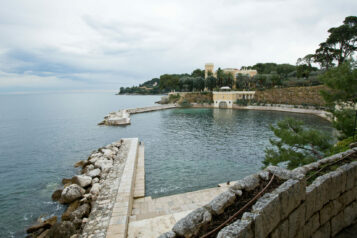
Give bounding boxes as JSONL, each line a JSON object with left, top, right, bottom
{"left": 263, "top": 118, "right": 332, "bottom": 169}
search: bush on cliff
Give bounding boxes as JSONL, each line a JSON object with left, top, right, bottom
{"left": 263, "top": 118, "right": 332, "bottom": 169}
{"left": 168, "top": 94, "right": 181, "bottom": 103}
{"left": 179, "top": 99, "right": 192, "bottom": 108}
{"left": 320, "top": 61, "right": 357, "bottom": 139}
{"left": 328, "top": 136, "right": 357, "bottom": 155}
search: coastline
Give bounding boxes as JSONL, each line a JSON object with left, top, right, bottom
{"left": 190, "top": 103, "right": 331, "bottom": 121}
{"left": 25, "top": 102, "right": 334, "bottom": 237}
{"left": 98, "top": 102, "right": 331, "bottom": 127}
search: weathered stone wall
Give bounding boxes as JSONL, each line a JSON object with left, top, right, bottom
{"left": 159, "top": 147, "right": 357, "bottom": 238}
{"left": 167, "top": 92, "right": 213, "bottom": 104}
{"left": 254, "top": 85, "right": 327, "bottom": 106}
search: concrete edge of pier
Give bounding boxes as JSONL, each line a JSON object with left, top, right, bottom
{"left": 98, "top": 104, "right": 177, "bottom": 126}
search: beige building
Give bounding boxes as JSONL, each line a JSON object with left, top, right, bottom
{"left": 205, "top": 63, "right": 257, "bottom": 88}
{"left": 213, "top": 91, "right": 255, "bottom": 108}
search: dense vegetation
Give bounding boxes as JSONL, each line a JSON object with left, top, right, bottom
{"left": 263, "top": 16, "right": 357, "bottom": 169}
{"left": 118, "top": 63, "right": 320, "bottom": 94}
{"left": 119, "top": 16, "right": 356, "bottom": 95}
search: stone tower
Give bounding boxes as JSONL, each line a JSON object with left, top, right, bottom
{"left": 205, "top": 63, "right": 214, "bottom": 79}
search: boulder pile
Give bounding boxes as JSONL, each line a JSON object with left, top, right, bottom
{"left": 26, "top": 140, "right": 123, "bottom": 238}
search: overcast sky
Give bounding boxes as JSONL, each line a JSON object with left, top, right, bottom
{"left": 0, "top": 0, "right": 356, "bottom": 93}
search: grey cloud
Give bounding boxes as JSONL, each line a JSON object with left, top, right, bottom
{"left": 0, "top": 0, "right": 356, "bottom": 93}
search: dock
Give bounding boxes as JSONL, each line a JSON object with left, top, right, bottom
{"left": 98, "top": 104, "right": 177, "bottom": 126}
{"left": 103, "top": 138, "right": 227, "bottom": 238}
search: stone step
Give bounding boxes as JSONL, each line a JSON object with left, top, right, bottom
{"left": 134, "top": 144, "right": 145, "bottom": 198}
{"left": 128, "top": 210, "right": 192, "bottom": 238}
{"left": 130, "top": 186, "right": 226, "bottom": 223}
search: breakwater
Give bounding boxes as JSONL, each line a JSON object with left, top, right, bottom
{"left": 99, "top": 104, "right": 177, "bottom": 126}
{"left": 25, "top": 139, "right": 132, "bottom": 238}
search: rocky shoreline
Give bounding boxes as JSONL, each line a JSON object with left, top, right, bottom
{"left": 26, "top": 140, "right": 127, "bottom": 238}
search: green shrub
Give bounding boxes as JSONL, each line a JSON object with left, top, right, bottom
{"left": 179, "top": 99, "right": 192, "bottom": 108}
{"left": 235, "top": 99, "right": 249, "bottom": 106}
{"left": 168, "top": 94, "right": 180, "bottom": 103}
{"left": 328, "top": 137, "right": 357, "bottom": 155}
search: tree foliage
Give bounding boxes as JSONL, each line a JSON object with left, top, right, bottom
{"left": 263, "top": 118, "right": 332, "bottom": 169}
{"left": 205, "top": 76, "right": 217, "bottom": 91}
{"left": 320, "top": 61, "right": 357, "bottom": 138}
{"left": 191, "top": 69, "right": 205, "bottom": 78}
{"left": 313, "top": 16, "right": 357, "bottom": 68}
{"left": 320, "top": 61, "right": 357, "bottom": 106}
{"left": 221, "top": 72, "right": 234, "bottom": 88}
{"left": 235, "top": 73, "right": 250, "bottom": 90}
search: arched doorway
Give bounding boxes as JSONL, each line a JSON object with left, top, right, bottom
{"left": 219, "top": 101, "right": 228, "bottom": 108}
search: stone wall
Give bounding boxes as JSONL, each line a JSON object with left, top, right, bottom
{"left": 254, "top": 85, "right": 327, "bottom": 106}
{"left": 159, "top": 147, "right": 357, "bottom": 238}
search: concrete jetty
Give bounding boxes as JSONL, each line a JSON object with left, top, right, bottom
{"left": 79, "top": 137, "right": 227, "bottom": 238}
{"left": 98, "top": 104, "right": 177, "bottom": 126}
{"left": 104, "top": 138, "right": 229, "bottom": 237}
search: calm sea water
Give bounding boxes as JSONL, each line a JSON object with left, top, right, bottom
{"left": 0, "top": 93, "right": 333, "bottom": 237}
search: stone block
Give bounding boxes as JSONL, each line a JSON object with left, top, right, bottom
{"left": 158, "top": 231, "right": 176, "bottom": 238}
{"left": 337, "top": 162, "right": 357, "bottom": 190}
{"left": 268, "top": 219, "right": 288, "bottom": 238}
{"left": 344, "top": 201, "right": 357, "bottom": 228}
{"left": 216, "top": 219, "right": 253, "bottom": 238}
{"left": 273, "top": 179, "right": 305, "bottom": 220}
{"left": 312, "top": 173, "right": 331, "bottom": 210}
{"left": 258, "top": 171, "right": 270, "bottom": 181}
{"left": 251, "top": 193, "right": 280, "bottom": 237}
{"left": 242, "top": 174, "right": 260, "bottom": 191}
{"left": 304, "top": 212, "right": 320, "bottom": 237}
{"left": 270, "top": 228, "right": 279, "bottom": 238}
{"left": 172, "top": 207, "right": 212, "bottom": 238}
{"left": 288, "top": 203, "right": 306, "bottom": 238}
{"left": 318, "top": 152, "right": 342, "bottom": 164}
{"left": 331, "top": 211, "right": 345, "bottom": 236}
{"left": 230, "top": 174, "right": 260, "bottom": 193}
{"left": 320, "top": 201, "right": 334, "bottom": 225}
{"left": 338, "top": 189, "right": 355, "bottom": 207}
{"left": 266, "top": 166, "right": 291, "bottom": 180}
{"left": 312, "top": 221, "right": 330, "bottom": 238}
{"left": 292, "top": 166, "right": 308, "bottom": 176}
{"left": 302, "top": 162, "right": 319, "bottom": 172}
{"left": 329, "top": 170, "right": 346, "bottom": 199}
{"left": 205, "top": 191, "right": 236, "bottom": 215}
{"left": 305, "top": 184, "right": 317, "bottom": 220}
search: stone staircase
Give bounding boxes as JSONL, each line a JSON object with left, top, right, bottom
{"left": 105, "top": 138, "right": 229, "bottom": 238}
{"left": 127, "top": 187, "right": 227, "bottom": 237}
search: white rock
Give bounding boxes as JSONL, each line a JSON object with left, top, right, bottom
{"left": 87, "top": 168, "right": 101, "bottom": 178}
{"left": 101, "top": 149, "right": 115, "bottom": 158}
{"left": 60, "top": 184, "right": 85, "bottom": 204}
{"left": 90, "top": 183, "right": 101, "bottom": 198}
{"left": 94, "top": 158, "right": 113, "bottom": 172}
{"left": 91, "top": 177, "right": 99, "bottom": 185}
{"left": 72, "top": 175, "right": 92, "bottom": 188}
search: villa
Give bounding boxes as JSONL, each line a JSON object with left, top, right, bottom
{"left": 213, "top": 90, "right": 255, "bottom": 108}
{"left": 204, "top": 63, "right": 258, "bottom": 80}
